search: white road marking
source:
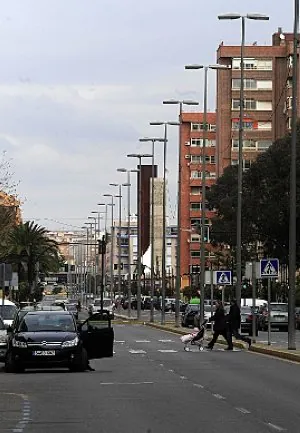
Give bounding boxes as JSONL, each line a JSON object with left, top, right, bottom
{"left": 129, "top": 349, "right": 146, "bottom": 354}
{"left": 159, "top": 363, "right": 164, "bottom": 366}
{"left": 114, "top": 340, "right": 125, "bottom": 343}
{"left": 158, "top": 349, "right": 177, "bottom": 353}
{"left": 212, "top": 393, "right": 225, "bottom": 400}
{"left": 235, "top": 407, "right": 251, "bottom": 414}
{"left": 266, "top": 422, "right": 286, "bottom": 431}
{"left": 168, "top": 369, "right": 174, "bottom": 373}
{"left": 135, "top": 340, "right": 151, "bottom": 343}
{"left": 159, "top": 339, "right": 174, "bottom": 342}
{"left": 2, "top": 392, "right": 31, "bottom": 433}
{"left": 179, "top": 376, "right": 187, "bottom": 380}
{"left": 100, "top": 382, "right": 153, "bottom": 386}
{"left": 193, "top": 384, "right": 204, "bottom": 389}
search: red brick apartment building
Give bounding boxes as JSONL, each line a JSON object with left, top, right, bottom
{"left": 179, "top": 112, "right": 217, "bottom": 288}
{"left": 216, "top": 28, "right": 300, "bottom": 176}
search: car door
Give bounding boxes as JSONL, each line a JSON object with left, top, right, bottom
{"left": 79, "top": 312, "right": 114, "bottom": 359}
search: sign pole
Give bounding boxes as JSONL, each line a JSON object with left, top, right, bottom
{"left": 251, "top": 260, "right": 257, "bottom": 342}
{"left": 210, "top": 265, "right": 214, "bottom": 318}
{"left": 267, "top": 277, "right": 271, "bottom": 346}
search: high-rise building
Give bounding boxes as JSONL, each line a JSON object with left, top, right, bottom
{"left": 216, "top": 28, "right": 300, "bottom": 176}
{"left": 179, "top": 112, "right": 217, "bottom": 288}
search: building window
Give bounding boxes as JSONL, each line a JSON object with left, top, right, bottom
{"left": 190, "top": 202, "right": 201, "bottom": 211}
{"left": 232, "top": 121, "right": 253, "bottom": 130}
{"left": 191, "top": 138, "right": 203, "bottom": 147}
{"left": 287, "top": 117, "right": 292, "bottom": 129}
{"left": 191, "top": 123, "right": 204, "bottom": 131}
{"left": 232, "top": 139, "right": 256, "bottom": 149}
{"left": 256, "top": 101, "right": 272, "bottom": 111}
{"left": 232, "top": 78, "right": 257, "bottom": 89}
{"left": 205, "top": 155, "right": 215, "bottom": 164}
{"left": 191, "top": 234, "right": 200, "bottom": 242}
{"left": 232, "top": 99, "right": 256, "bottom": 110}
{"left": 286, "top": 96, "right": 293, "bottom": 109}
{"left": 191, "top": 251, "right": 200, "bottom": 257}
{"left": 191, "top": 170, "right": 202, "bottom": 178}
{"left": 257, "top": 121, "right": 272, "bottom": 130}
{"left": 257, "top": 140, "right": 272, "bottom": 150}
{"left": 232, "top": 58, "right": 272, "bottom": 70}
{"left": 191, "top": 155, "right": 201, "bottom": 164}
{"left": 191, "top": 186, "right": 201, "bottom": 195}
{"left": 209, "top": 124, "right": 216, "bottom": 131}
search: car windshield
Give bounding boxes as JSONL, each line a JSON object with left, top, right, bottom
{"left": 241, "top": 307, "right": 252, "bottom": 314}
{"left": 94, "top": 300, "right": 112, "bottom": 307}
{"left": 66, "top": 304, "right": 77, "bottom": 312}
{"left": 19, "top": 313, "right": 76, "bottom": 332}
{"left": 0, "top": 317, "right": 5, "bottom": 330}
{"left": 204, "top": 305, "right": 213, "bottom": 312}
{"left": 0, "top": 305, "right": 17, "bottom": 320}
{"left": 270, "top": 304, "right": 288, "bottom": 312}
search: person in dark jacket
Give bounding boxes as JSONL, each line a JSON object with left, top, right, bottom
{"left": 206, "top": 301, "right": 231, "bottom": 350}
{"left": 226, "top": 299, "right": 251, "bottom": 349}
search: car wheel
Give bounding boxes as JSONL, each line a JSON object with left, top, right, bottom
{"left": 69, "top": 348, "right": 88, "bottom": 372}
{"left": 5, "top": 352, "right": 24, "bottom": 373}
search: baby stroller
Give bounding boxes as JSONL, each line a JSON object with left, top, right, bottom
{"left": 180, "top": 320, "right": 207, "bottom": 351}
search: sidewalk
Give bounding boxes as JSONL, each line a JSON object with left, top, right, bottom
{"left": 115, "top": 312, "right": 300, "bottom": 363}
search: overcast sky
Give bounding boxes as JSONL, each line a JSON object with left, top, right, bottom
{"left": 0, "top": 0, "right": 294, "bottom": 231}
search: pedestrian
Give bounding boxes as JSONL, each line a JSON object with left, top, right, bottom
{"left": 206, "top": 301, "right": 231, "bottom": 350}
{"left": 226, "top": 299, "right": 251, "bottom": 349}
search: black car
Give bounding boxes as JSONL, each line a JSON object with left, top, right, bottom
{"left": 181, "top": 304, "right": 200, "bottom": 327}
{"left": 5, "top": 310, "right": 114, "bottom": 373}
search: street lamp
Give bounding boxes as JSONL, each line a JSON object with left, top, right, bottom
{"left": 117, "top": 168, "right": 139, "bottom": 318}
{"left": 127, "top": 153, "right": 152, "bottom": 320}
{"left": 84, "top": 222, "right": 94, "bottom": 300}
{"left": 217, "top": 12, "right": 269, "bottom": 309}
{"left": 162, "top": 99, "right": 199, "bottom": 328}
{"left": 185, "top": 64, "right": 229, "bottom": 324}
{"left": 109, "top": 183, "right": 123, "bottom": 300}
{"left": 149, "top": 121, "right": 180, "bottom": 325}
{"left": 139, "top": 138, "right": 165, "bottom": 323}
{"left": 91, "top": 211, "right": 105, "bottom": 235}
{"left": 81, "top": 225, "right": 89, "bottom": 303}
{"left": 88, "top": 216, "right": 98, "bottom": 296}
{"left": 288, "top": 0, "right": 299, "bottom": 350}
{"left": 103, "top": 193, "right": 115, "bottom": 299}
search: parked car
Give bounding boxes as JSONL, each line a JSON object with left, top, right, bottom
{"left": 65, "top": 303, "right": 79, "bottom": 320}
{"left": 181, "top": 304, "right": 200, "bottom": 327}
{"left": 0, "top": 300, "right": 18, "bottom": 327}
{"left": 259, "top": 303, "right": 288, "bottom": 331}
{"left": 0, "top": 315, "right": 8, "bottom": 361}
{"left": 240, "top": 306, "right": 259, "bottom": 336}
{"left": 89, "top": 298, "right": 115, "bottom": 319}
{"left": 5, "top": 310, "right": 114, "bottom": 373}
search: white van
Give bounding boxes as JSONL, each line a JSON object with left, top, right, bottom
{"left": 241, "top": 298, "right": 267, "bottom": 308}
{"left": 0, "top": 299, "right": 18, "bottom": 327}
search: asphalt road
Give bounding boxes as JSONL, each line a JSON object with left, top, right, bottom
{"left": 1, "top": 323, "right": 300, "bottom": 433}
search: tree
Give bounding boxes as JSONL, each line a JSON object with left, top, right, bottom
{"left": 0, "top": 221, "right": 62, "bottom": 299}
{"left": 207, "top": 124, "right": 300, "bottom": 265}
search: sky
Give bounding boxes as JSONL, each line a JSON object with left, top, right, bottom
{"left": 0, "top": 0, "right": 294, "bottom": 231}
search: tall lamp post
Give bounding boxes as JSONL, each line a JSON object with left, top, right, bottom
{"left": 288, "top": 0, "right": 299, "bottom": 350}
{"left": 117, "top": 168, "right": 139, "bottom": 318}
{"left": 109, "top": 183, "right": 123, "bottom": 300}
{"left": 127, "top": 153, "right": 152, "bottom": 320}
{"left": 218, "top": 13, "right": 269, "bottom": 308}
{"left": 162, "top": 100, "right": 199, "bottom": 327}
{"left": 184, "top": 64, "right": 229, "bottom": 324}
{"left": 88, "top": 216, "right": 97, "bottom": 296}
{"left": 139, "top": 137, "right": 165, "bottom": 323}
{"left": 149, "top": 121, "right": 180, "bottom": 325}
{"left": 103, "top": 193, "right": 115, "bottom": 300}
{"left": 81, "top": 225, "right": 89, "bottom": 304}
{"left": 84, "top": 222, "right": 94, "bottom": 300}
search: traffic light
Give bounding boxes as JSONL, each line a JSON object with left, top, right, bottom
{"left": 242, "top": 278, "right": 250, "bottom": 290}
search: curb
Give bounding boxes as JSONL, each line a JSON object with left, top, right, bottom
{"left": 250, "top": 345, "right": 300, "bottom": 363}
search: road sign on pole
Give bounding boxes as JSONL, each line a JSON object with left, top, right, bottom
{"left": 260, "top": 259, "right": 279, "bottom": 279}
{"left": 215, "top": 270, "right": 232, "bottom": 285}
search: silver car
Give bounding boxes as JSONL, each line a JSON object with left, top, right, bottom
{"left": 0, "top": 316, "right": 8, "bottom": 361}
{"left": 262, "top": 303, "right": 288, "bottom": 331}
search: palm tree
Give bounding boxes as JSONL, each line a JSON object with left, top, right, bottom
{"left": 0, "top": 221, "right": 62, "bottom": 295}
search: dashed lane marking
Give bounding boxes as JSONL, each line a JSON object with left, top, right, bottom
{"left": 266, "top": 422, "right": 286, "bottom": 432}
{"left": 135, "top": 340, "right": 151, "bottom": 343}
{"left": 235, "top": 407, "right": 251, "bottom": 414}
{"left": 158, "top": 339, "right": 174, "bottom": 343}
{"left": 114, "top": 340, "right": 125, "bottom": 343}
{"left": 129, "top": 349, "right": 146, "bottom": 354}
{"left": 158, "top": 349, "right": 178, "bottom": 353}
{"left": 179, "top": 376, "right": 187, "bottom": 380}
{"left": 193, "top": 384, "right": 204, "bottom": 389}
{"left": 100, "top": 381, "right": 154, "bottom": 386}
{"left": 212, "top": 393, "right": 226, "bottom": 400}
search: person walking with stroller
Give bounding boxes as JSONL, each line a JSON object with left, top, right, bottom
{"left": 206, "top": 301, "right": 231, "bottom": 350}
{"left": 226, "top": 299, "right": 251, "bottom": 349}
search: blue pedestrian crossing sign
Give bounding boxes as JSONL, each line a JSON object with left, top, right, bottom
{"left": 216, "top": 270, "right": 232, "bottom": 285}
{"left": 260, "top": 258, "right": 279, "bottom": 278}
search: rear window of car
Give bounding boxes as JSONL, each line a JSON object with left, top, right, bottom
{"left": 270, "top": 304, "right": 288, "bottom": 312}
